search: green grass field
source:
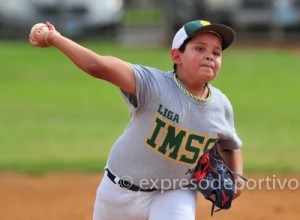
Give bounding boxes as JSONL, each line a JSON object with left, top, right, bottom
{"left": 0, "top": 40, "right": 299, "bottom": 173}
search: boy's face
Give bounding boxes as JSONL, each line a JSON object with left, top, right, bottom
{"left": 172, "top": 32, "right": 222, "bottom": 85}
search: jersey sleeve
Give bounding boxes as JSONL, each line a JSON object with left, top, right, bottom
{"left": 120, "top": 63, "right": 162, "bottom": 115}
{"left": 217, "top": 94, "right": 243, "bottom": 150}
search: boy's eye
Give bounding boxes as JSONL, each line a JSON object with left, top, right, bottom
{"left": 213, "top": 51, "right": 221, "bottom": 56}
{"left": 196, "top": 47, "right": 204, "bottom": 51}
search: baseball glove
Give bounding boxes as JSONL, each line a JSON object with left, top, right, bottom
{"left": 193, "top": 145, "right": 247, "bottom": 216}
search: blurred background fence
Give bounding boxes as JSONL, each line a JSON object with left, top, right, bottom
{"left": 0, "top": 0, "right": 299, "bottom": 46}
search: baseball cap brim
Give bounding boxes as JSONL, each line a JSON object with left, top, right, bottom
{"left": 172, "top": 20, "right": 236, "bottom": 50}
{"left": 188, "top": 24, "right": 235, "bottom": 50}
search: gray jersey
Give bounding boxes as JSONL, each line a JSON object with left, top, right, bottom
{"left": 107, "top": 64, "right": 242, "bottom": 189}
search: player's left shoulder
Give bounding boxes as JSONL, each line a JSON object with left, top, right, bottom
{"left": 209, "top": 85, "right": 230, "bottom": 103}
{"left": 209, "top": 85, "right": 234, "bottom": 111}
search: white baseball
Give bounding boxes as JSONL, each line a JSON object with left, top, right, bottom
{"left": 30, "top": 23, "right": 48, "bottom": 34}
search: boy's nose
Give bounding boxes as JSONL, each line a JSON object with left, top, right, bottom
{"left": 205, "top": 53, "right": 213, "bottom": 61}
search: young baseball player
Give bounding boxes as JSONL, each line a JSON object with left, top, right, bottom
{"left": 29, "top": 19, "right": 244, "bottom": 220}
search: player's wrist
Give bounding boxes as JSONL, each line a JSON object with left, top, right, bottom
{"left": 45, "top": 31, "right": 61, "bottom": 46}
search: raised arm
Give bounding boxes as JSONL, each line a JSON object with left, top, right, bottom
{"left": 29, "top": 22, "right": 136, "bottom": 96}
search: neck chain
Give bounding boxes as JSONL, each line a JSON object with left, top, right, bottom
{"left": 173, "top": 73, "right": 211, "bottom": 102}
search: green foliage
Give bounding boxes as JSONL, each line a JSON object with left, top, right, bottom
{"left": 0, "top": 40, "right": 299, "bottom": 173}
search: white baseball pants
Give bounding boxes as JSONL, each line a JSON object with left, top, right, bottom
{"left": 93, "top": 174, "right": 198, "bottom": 220}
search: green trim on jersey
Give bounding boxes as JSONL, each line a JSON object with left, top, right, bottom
{"left": 173, "top": 72, "right": 212, "bottom": 102}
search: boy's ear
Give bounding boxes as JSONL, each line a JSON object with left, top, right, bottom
{"left": 171, "top": 49, "right": 182, "bottom": 65}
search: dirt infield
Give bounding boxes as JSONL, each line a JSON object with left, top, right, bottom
{"left": 0, "top": 172, "right": 299, "bottom": 220}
